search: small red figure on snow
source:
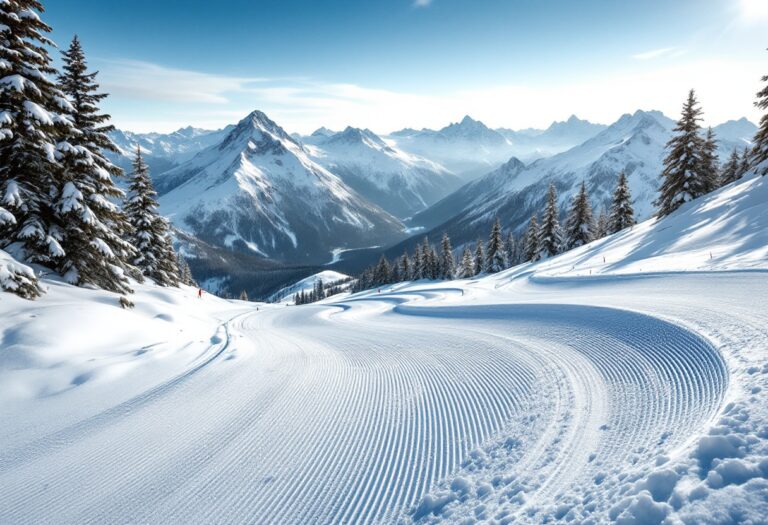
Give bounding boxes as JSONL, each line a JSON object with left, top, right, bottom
{"left": 198, "top": 288, "right": 203, "bottom": 299}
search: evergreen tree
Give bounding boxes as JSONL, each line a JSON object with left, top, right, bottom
{"left": 413, "top": 244, "right": 423, "bottom": 279}
{"left": 538, "top": 184, "right": 562, "bottom": 259}
{"left": 473, "top": 239, "right": 484, "bottom": 275}
{"left": 458, "top": 246, "right": 474, "bottom": 278}
{"left": 239, "top": 290, "right": 249, "bottom": 301}
{"left": 523, "top": 214, "right": 539, "bottom": 262}
{"left": 608, "top": 170, "right": 635, "bottom": 234}
{"left": 700, "top": 127, "right": 719, "bottom": 193}
{"left": 656, "top": 89, "right": 708, "bottom": 217}
{"left": 440, "top": 233, "right": 454, "bottom": 279}
{"left": 399, "top": 251, "right": 411, "bottom": 281}
{"left": 177, "top": 253, "right": 196, "bottom": 286}
{"left": 719, "top": 149, "right": 742, "bottom": 187}
{"left": 564, "top": 181, "right": 594, "bottom": 250}
{"left": 373, "top": 255, "right": 391, "bottom": 285}
{"left": 505, "top": 231, "right": 517, "bottom": 267}
{"left": 739, "top": 146, "right": 752, "bottom": 177}
{"left": 752, "top": 65, "right": 768, "bottom": 177}
{"left": 428, "top": 246, "right": 439, "bottom": 279}
{"left": 0, "top": 0, "right": 74, "bottom": 265}
{"left": 485, "top": 218, "right": 506, "bottom": 273}
{"left": 314, "top": 278, "right": 324, "bottom": 301}
{"left": 124, "top": 147, "right": 179, "bottom": 286}
{"left": 55, "top": 36, "right": 136, "bottom": 293}
{"left": 595, "top": 208, "right": 608, "bottom": 239}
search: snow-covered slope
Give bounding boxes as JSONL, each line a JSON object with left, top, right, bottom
{"left": 2, "top": 174, "right": 765, "bottom": 524}
{"left": 107, "top": 125, "right": 233, "bottom": 176}
{"left": 267, "top": 269, "right": 351, "bottom": 303}
{"left": 155, "top": 111, "right": 405, "bottom": 264}
{"left": 388, "top": 116, "right": 515, "bottom": 180}
{"left": 303, "top": 127, "right": 462, "bottom": 218}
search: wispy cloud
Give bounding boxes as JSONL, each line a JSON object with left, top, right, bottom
{"left": 413, "top": 0, "right": 433, "bottom": 8}
{"left": 631, "top": 47, "right": 679, "bottom": 61}
{"left": 97, "top": 59, "right": 265, "bottom": 104}
{"left": 98, "top": 57, "right": 763, "bottom": 134}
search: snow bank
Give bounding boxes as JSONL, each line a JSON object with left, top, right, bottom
{"left": 0, "top": 272, "right": 248, "bottom": 401}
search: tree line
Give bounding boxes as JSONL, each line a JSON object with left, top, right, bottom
{"left": 349, "top": 79, "right": 768, "bottom": 295}
{"left": 0, "top": 1, "right": 195, "bottom": 299}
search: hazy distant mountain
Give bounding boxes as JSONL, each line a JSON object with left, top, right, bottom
{"left": 155, "top": 111, "right": 405, "bottom": 265}
{"left": 405, "top": 110, "right": 757, "bottom": 252}
{"left": 108, "top": 125, "right": 234, "bottom": 176}
{"left": 401, "top": 110, "right": 679, "bottom": 252}
{"left": 496, "top": 115, "right": 608, "bottom": 161}
{"left": 386, "top": 116, "right": 514, "bottom": 180}
{"left": 712, "top": 117, "right": 758, "bottom": 155}
{"left": 302, "top": 126, "right": 462, "bottom": 218}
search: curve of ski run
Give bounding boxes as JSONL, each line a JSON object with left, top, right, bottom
{"left": 0, "top": 287, "right": 727, "bottom": 524}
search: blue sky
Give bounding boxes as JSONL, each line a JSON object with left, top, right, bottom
{"left": 44, "top": 0, "right": 768, "bottom": 133}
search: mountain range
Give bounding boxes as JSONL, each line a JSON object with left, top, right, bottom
{"left": 154, "top": 111, "right": 405, "bottom": 265}
{"left": 387, "top": 111, "right": 756, "bottom": 258}
{"left": 106, "top": 110, "right": 757, "bottom": 297}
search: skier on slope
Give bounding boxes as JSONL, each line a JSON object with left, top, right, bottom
{"left": 198, "top": 288, "right": 203, "bottom": 299}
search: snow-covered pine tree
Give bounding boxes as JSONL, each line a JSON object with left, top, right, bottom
{"left": 374, "top": 255, "right": 392, "bottom": 285}
{"left": 0, "top": 0, "right": 74, "bottom": 266}
{"left": 538, "top": 184, "right": 562, "bottom": 259}
{"left": 608, "top": 170, "right": 635, "bottom": 234}
{"left": 412, "top": 244, "right": 423, "bottom": 279}
{"left": 428, "top": 246, "right": 440, "bottom": 279}
{"left": 564, "top": 181, "right": 594, "bottom": 250}
{"left": 391, "top": 259, "right": 401, "bottom": 282}
{"left": 595, "top": 208, "right": 608, "bottom": 239}
{"left": 719, "top": 149, "right": 742, "bottom": 187}
{"left": 55, "top": 36, "right": 136, "bottom": 293}
{"left": 485, "top": 218, "right": 506, "bottom": 273}
{"left": 440, "top": 232, "right": 454, "bottom": 279}
{"left": 752, "top": 66, "right": 768, "bottom": 176}
{"left": 473, "top": 239, "right": 484, "bottom": 275}
{"left": 739, "top": 146, "right": 752, "bottom": 177}
{"left": 700, "top": 127, "right": 719, "bottom": 193}
{"left": 505, "top": 231, "right": 517, "bottom": 268}
{"left": 458, "top": 246, "right": 474, "bottom": 278}
{"left": 239, "top": 290, "right": 248, "bottom": 301}
{"left": 124, "top": 146, "right": 179, "bottom": 286}
{"left": 523, "top": 214, "right": 539, "bottom": 262}
{"left": 656, "top": 89, "right": 708, "bottom": 217}
{"left": 177, "top": 253, "right": 196, "bottom": 286}
{"left": 399, "top": 250, "right": 411, "bottom": 281}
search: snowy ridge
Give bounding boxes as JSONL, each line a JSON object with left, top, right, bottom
{"left": 155, "top": 110, "right": 405, "bottom": 264}
{"left": 303, "top": 126, "right": 462, "bottom": 218}
{"left": 107, "top": 125, "right": 233, "bottom": 175}
{"left": 387, "top": 116, "right": 516, "bottom": 179}
{"left": 267, "top": 269, "right": 351, "bottom": 303}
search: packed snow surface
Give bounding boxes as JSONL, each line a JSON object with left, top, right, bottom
{"left": 1, "top": 176, "right": 767, "bottom": 523}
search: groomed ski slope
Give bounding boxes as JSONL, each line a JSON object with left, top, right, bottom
{"left": 1, "top": 175, "right": 767, "bottom": 524}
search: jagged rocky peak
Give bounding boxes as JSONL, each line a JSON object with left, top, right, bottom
{"left": 218, "top": 110, "right": 300, "bottom": 155}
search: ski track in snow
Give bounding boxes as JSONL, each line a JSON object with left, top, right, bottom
{"left": 0, "top": 273, "right": 745, "bottom": 524}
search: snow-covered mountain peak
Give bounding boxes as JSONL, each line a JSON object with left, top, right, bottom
{"left": 325, "top": 126, "right": 391, "bottom": 150}
{"left": 311, "top": 126, "right": 336, "bottom": 138}
{"left": 440, "top": 115, "right": 508, "bottom": 144}
{"left": 211, "top": 110, "right": 315, "bottom": 165}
